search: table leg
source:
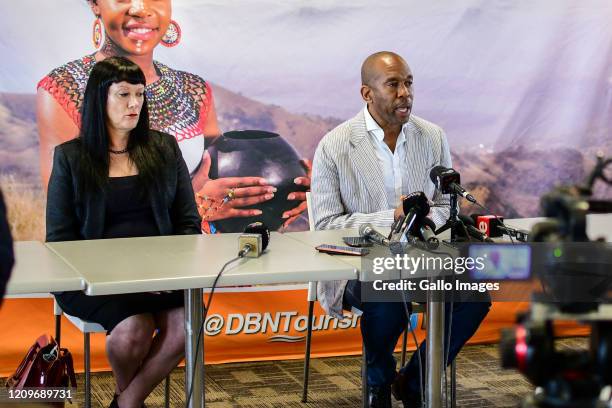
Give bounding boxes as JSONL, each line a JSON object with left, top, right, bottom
{"left": 184, "top": 288, "right": 205, "bottom": 408}
{"left": 426, "top": 295, "right": 445, "bottom": 408}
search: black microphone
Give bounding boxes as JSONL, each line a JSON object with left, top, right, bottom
{"left": 496, "top": 225, "right": 530, "bottom": 242}
{"left": 403, "top": 216, "right": 440, "bottom": 249}
{"left": 429, "top": 166, "right": 477, "bottom": 203}
{"left": 586, "top": 199, "right": 612, "bottom": 213}
{"left": 398, "top": 191, "right": 430, "bottom": 238}
{"left": 417, "top": 217, "right": 439, "bottom": 248}
{"left": 359, "top": 223, "right": 390, "bottom": 246}
{"left": 396, "top": 192, "right": 440, "bottom": 249}
{"left": 238, "top": 222, "right": 270, "bottom": 258}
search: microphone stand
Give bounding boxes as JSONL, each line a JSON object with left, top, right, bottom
{"left": 426, "top": 192, "right": 469, "bottom": 408}
{"left": 423, "top": 195, "right": 458, "bottom": 408}
{"left": 434, "top": 192, "right": 465, "bottom": 242}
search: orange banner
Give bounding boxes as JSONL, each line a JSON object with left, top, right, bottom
{"left": 0, "top": 287, "right": 588, "bottom": 376}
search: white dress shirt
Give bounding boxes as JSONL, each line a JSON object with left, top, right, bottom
{"left": 363, "top": 105, "right": 409, "bottom": 210}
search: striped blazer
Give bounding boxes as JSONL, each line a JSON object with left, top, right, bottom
{"left": 311, "top": 110, "right": 452, "bottom": 318}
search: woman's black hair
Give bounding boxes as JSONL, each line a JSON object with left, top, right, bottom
{"left": 79, "top": 56, "right": 164, "bottom": 193}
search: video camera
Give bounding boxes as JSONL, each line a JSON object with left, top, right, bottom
{"left": 494, "top": 153, "right": 612, "bottom": 408}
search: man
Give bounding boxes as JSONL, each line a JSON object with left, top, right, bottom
{"left": 311, "top": 51, "right": 490, "bottom": 407}
{"left": 0, "top": 188, "right": 15, "bottom": 305}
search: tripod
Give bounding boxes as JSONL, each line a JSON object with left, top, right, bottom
{"left": 435, "top": 193, "right": 466, "bottom": 242}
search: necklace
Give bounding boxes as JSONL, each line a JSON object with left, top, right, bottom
{"left": 108, "top": 147, "right": 129, "bottom": 154}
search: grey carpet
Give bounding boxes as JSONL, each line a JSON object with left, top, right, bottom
{"left": 2, "top": 338, "right": 588, "bottom": 407}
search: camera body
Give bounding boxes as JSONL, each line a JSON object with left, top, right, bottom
{"left": 497, "top": 164, "right": 612, "bottom": 407}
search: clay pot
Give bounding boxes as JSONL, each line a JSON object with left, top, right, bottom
{"left": 207, "top": 130, "right": 307, "bottom": 232}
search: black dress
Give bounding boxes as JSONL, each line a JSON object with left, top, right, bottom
{"left": 55, "top": 176, "right": 183, "bottom": 333}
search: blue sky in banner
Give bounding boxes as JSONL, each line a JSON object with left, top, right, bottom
{"left": 1, "top": 0, "right": 611, "bottom": 150}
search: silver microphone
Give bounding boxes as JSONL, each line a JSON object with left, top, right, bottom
{"left": 359, "top": 223, "right": 390, "bottom": 246}
{"left": 238, "top": 222, "right": 270, "bottom": 258}
{"left": 238, "top": 234, "right": 263, "bottom": 258}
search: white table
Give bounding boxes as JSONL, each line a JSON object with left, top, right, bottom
{"left": 5, "top": 241, "right": 87, "bottom": 360}
{"left": 504, "top": 214, "right": 612, "bottom": 242}
{"left": 285, "top": 229, "right": 360, "bottom": 268}
{"left": 6, "top": 241, "right": 85, "bottom": 295}
{"left": 47, "top": 232, "right": 358, "bottom": 408}
{"left": 6, "top": 213, "right": 609, "bottom": 407}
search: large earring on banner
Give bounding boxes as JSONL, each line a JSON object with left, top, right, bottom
{"left": 92, "top": 15, "right": 103, "bottom": 49}
{"left": 161, "top": 20, "right": 181, "bottom": 47}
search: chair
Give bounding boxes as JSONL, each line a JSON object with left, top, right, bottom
{"left": 53, "top": 299, "right": 171, "bottom": 408}
{"left": 301, "top": 192, "right": 456, "bottom": 407}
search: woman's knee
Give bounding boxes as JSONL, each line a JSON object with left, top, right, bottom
{"left": 164, "top": 329, "right": 185, "bottom": 359}
{"left": 107, "top": 315, "right": 156, "bottom": 358}
{"left": 163, "top": 308, "right": 186, "bottom": 357}
{"left": 151, "top": 307, "right": 184, "bottom": 359}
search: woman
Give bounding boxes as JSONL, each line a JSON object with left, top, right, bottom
{"left": 37, "top": 0, "right": 310, "bottom": 232}
{"left": 47, "top": 56, "right": 199, "bottom": 408}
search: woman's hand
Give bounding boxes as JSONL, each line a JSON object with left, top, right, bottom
{"left": 194, "top": 151, "right": 276, "bottom": 221}
{"left": 281, "top": 158, "right": 312, "bottom": 228}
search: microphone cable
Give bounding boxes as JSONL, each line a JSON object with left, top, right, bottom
{"left": 399, "top": 251, "right": 453, "bottom": 408}
{"left": 187, "top": 222, "right": 269, "bottom": 406}
{"left": 443, "top": 280, "right": 454, "bottom": 408}
{"left": 393, "top": 235, "right": 425, "bottom": 405}
{"left": 400, "top": 288, "right": 425, "bottom": 408}
{"left": 428, "top": 186, "right": 507, "bottom": 408}
{"left": 185, "top": 254, "right": 242, "bottom": 408}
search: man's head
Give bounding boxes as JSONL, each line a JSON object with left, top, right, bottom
{"left": 360, "top": 51, "right": 413, "bottom": 129}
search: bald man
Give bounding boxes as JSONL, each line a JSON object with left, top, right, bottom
{"left": 311, "top": 52, "right": 490, "bottom": 407}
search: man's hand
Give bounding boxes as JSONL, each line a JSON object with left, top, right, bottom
{"left": 394, "top": 194, "right": 407, "bottom": 221}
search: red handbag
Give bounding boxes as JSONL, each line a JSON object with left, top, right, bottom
{"left": 5, "top": 334, "right": 77, "bottom": 391}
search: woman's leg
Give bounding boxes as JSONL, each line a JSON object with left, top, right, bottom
{"left": 118, "top": 306, "right": 185, "bottom": 407}
{"left": 106, "top": 313, "right": 156, "bottom": 394}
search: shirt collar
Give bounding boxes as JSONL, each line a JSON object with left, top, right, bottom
{"left": 363, "top": 105, "right": 408, "bottom": 144}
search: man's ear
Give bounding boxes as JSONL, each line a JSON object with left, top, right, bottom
{"left": 360, "top": 85, "right": 372, "bottom": 104}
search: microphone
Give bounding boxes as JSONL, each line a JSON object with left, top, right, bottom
{"left": 458, "top": 214, "right": 494, "bottom": 242}
{"left": 395, "top": 192, "right": 439, "bottom": 248}
{"left": 416, "top": 217, "right": 440, "bottom": 249}
{"left": 470, "top": 214, "right": 504, "bottom": 238}
{"left": 359, "top": 223, "right": 390, "bottom": 246}
{"left": 429, "top": 166, "right": 477, "bottom": 203}
{"left": 391, "top": 222, "right": 439, "bottom": 252}
{"left": 238, "top": 222, "right": 270, "bottom": 258}
{"left": 403, "top": 216, "right": 440, "bottom": 249}
{"left": 398, "top": 191, "right": 430, "bottom": 238}
{"left": 497, "top": 225, "right": 529, "bottom": 242}
{"left": 586, "top": 199, "right": 612, "bottom": 213}
{"left": 465, "top": 213, "right": 528, "bottom": 242}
